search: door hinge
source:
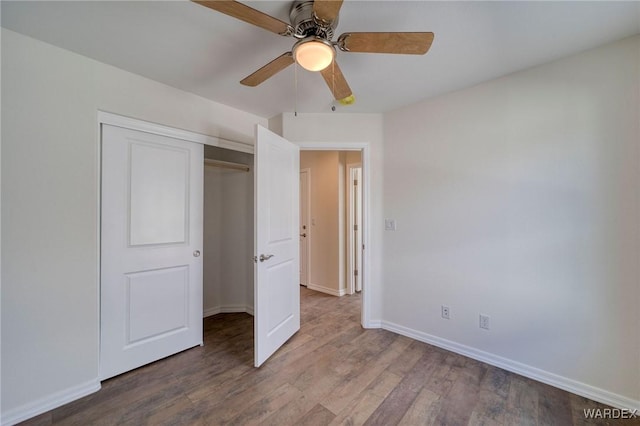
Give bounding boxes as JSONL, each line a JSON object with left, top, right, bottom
{"left": 354, "top": 224, "right": 358, "bottom": 231}
{"left": 354, "top": 269, "right": 358, "bottom": 276}
{"left": 354, "top": 179, "right": 358, "bottom": 186}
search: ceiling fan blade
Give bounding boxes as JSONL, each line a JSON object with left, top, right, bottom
{"left": 320, "top": 60, "right": 352, "bottom": 101}
{"left": 338, "top": 32, "right": 434, "bottom": 55}
{"left": 313, "top": 0, "right": 344, "bottom": 24}
{"left": 240, "top": 52, "right": 294, "bottom": 87}
{"left": 192, "top": 1, "right": 292, "bottom": 36}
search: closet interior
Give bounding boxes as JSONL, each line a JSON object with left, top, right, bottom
{"left": 203, "top": 145, "right": 254, "bottom": 318}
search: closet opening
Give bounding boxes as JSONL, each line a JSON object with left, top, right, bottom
{"left": 202, "top": 146, "right": 255, "bottom": 358}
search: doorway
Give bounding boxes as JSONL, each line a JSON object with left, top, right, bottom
{"left": 298, "top": 143, "right": 371, "bottom": 327}
{"left": 298, "top": 149, "right": 366, "bottom": 322}
{"left": 203, "top": 145, "right": 254, "bottom": 319}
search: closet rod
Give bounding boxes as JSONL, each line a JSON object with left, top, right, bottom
{"left": 204, "top": 158, "right": 250, "bottom": 172}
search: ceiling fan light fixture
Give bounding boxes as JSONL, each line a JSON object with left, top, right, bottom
{"left": 293, "top": 38, "right": 335, "bottom": 72}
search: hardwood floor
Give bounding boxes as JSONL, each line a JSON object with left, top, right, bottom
{"left": 22, "top": 287, "right": 621, "bottom": 426}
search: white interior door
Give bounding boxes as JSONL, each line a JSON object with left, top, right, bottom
{"left": 348, "top": 165, "right": 363, "bottom": 294}
{"left": 354, "top": 167, "right": 363, "bottom": 292}
{"left": 254, "top": 125, "right": 300, "bottom": 367}
{"left": 101, "top": 124, "right": 203, "bottom": 380}
{"left": 299, "top": 169, "right": 310, "bottom": 287}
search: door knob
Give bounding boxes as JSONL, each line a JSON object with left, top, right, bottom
{"left": 300, "top": 233, "right": 307, "bottom": 237}
{"left": 193, "top": 250, "right": 201, "bottom": 257}
{"left": 259, "top": 254, "right": 274, "bottom": 262}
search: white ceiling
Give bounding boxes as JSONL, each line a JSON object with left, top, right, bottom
{"left": 2, "top": 1, "right": 639, "bottom": 118}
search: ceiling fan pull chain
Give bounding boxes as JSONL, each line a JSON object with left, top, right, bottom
{"left": 294, "top": 61, "right": 298, "bottom": 117}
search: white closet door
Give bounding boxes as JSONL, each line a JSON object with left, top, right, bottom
{"left": 254, "top": 125, "right": 300, "bottom": 367}
{"left": 101, "top": 124, "right": 203, "bottom": 380}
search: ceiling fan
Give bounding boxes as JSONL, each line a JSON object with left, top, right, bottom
{"left": 193, "top": 0, "right": 434, "bottom": 105}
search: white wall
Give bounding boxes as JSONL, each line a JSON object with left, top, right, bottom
{"left": 220, "top": 160, "right": 254, "bottom": 313}
{"left": 279, "top": 113, "right": 384, "bottom": 323}
{"left": 1, "top": 28, "right": 266, "bottom": 424}
{"left": 204, "top": 168, "right": 224, "bottom": 314}
{"left": 383, "top": 35, "right": 640, "bottom": 408}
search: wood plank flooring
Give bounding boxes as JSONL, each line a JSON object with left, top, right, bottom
{"left": 22, "top": 287, "right": 625, "bottom": 425}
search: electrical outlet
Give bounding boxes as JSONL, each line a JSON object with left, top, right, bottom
{"left": 384, "top": 219, "right": 396, "bottom": 231}
{"left": 479, "top": 314, "right": 490, "bottom": 330}
{"left": 441, "top": 305, "right": 450, "bottom": 320}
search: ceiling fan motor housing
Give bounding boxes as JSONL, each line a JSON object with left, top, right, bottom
{"left": 290, "top": 0, "right": 338, "bottom": 40}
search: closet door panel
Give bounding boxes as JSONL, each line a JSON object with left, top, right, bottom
{"left": 101, "top": 124, "right": 203, "bottom": 380}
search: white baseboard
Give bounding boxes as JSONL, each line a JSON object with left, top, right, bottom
{"left": 5, "top": 303, "right": 259, "bottom": 426}
{"left": 1, "top": 379, "right": 100, "bottom": 426}
{"left": 381, "top": 320, "right": 640, "bottom": 412}
{"left": 307, "top": 283, "right": 346, "bottom": 297}
{"left": 364, "top": 319, "right": 382, "bottom": 329}
{"left": 203, "top": 306, "right": 222, "bottom": 317}
{"left": 203, "top": 305, "right": 254, "bottom": 318}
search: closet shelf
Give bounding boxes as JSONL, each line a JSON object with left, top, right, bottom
{"left": 204, "top": 159, "right": 250, "bottom": 172}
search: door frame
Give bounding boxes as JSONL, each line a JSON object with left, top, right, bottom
{"left": 299, "top": 168, "right": 311, "bottom": 287}
{"left": 96, "top": 111, "right": 255, "bottom": 378}
{"left": 297, "top": 142, "right": 372, "bottom": 328}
